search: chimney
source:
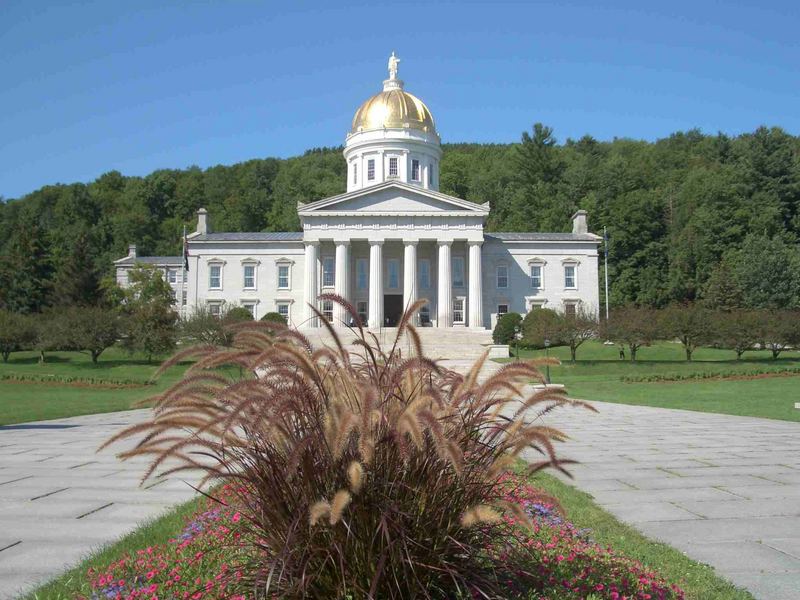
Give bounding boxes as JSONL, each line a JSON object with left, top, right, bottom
{"left": 571, "top": 210, "right": 588, "bottom": 235}
{"left": 128, "top": 244, "right": 137, "bottom": 258}
{"left": 196, "top": 208, "right": 210, "bottom": 235}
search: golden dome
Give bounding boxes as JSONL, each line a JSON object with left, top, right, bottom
{"left": 351, "top": 54, "right": 436, "bottom": 134}
{"left": 351, "top": 85, "right": 436, "bottom": 134}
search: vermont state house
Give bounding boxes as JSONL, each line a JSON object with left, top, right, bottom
{"left": 115, "top": 55, "right": 601, "bottom": 330}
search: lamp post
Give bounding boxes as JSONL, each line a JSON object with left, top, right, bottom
{"left": 513, "top": 324, "right": 522, "bottom": 361}
{"left": 544, "top": 338, "right": 551, "bottom": 385}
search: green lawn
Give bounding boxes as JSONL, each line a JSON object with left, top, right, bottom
{"left": 0, "top": 348, "right": 188, "bottom": 425}
{"left": 530, "top": 472, "right": 753, "bottom": 600}
{"left": 502, "top": 341, "right": 800, "bottom": 422}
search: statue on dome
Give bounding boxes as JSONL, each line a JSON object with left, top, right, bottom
{"left": 388, "top": 52, "right": 400, "bottom": 80}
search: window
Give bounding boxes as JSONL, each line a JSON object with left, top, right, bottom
{"left": 452, "top": 256, "right": 465, "bottom": 288}
{"left": 564, "top": 302, "right": 577, "bottom": 318}
{"left": 183, "top": 270, "right": 188, "bottom": 283}
{"left": 526, "top": 299, "right": 545, "bottom": 312}
{"left": 357, "top": 301, "right": 368, "bottom": 324}
{"left": 453, "top": 297, "right": 465, "bottom": 324}
{"left": 277, "top": 302, "right": 290, "bottom": 322}
{"left": 419, "top": 259, "right": 431, "bottom": 289}
{"left": 242, "top": 302, "right": 256, "bottom": 319}
{"left": 411, "top": 159, "right": 420, "bottom": 181}
{"left": 367, "top": 159, "right": 375, "bottom": 181}
{"left": 564, "top": 265, "right": 576, "bottom": 289}
{"left": 428, "top": 164, "right": 434, "bottom": 186}
{"left": 419, "top": 304, "right": 431, "bottom": 325}
{"left": 170, "top": 289, "right": 177, "bottom": 303}
{"left": 356, "top": 258, "right": 368, "bottom": 290}
{"left": 496, "top": 265, "right": 508, "bottom": 289}
{"left": 321, "top": 299, "right": 334, "bottom": 322}
{"left": 352, "top": 163, "right": 358, "bottom": 185}
{"left": 167, "top": 269, "right": 177, "bottom": 284}
{"left": 209, "top": 264, "right": 222, "bottom": 289}
{"left": 387, "top": 259, "right": 399, "bottom": 289}
{"left": 497, "top": 304, "right": 508, "bottom": 316}
{"left": 181, "top": 291, "right": 187, "bottom": 306}
{"left": 243, "top": 264, "right": 256, "bottom": 289}
{"left": 388, "top": 157, "right": 398, "bottom": 177}
{"left": 208, "top": 302, "right": 222, "bottom": 317}
{"left": 277, "top": 264, "right": 290, "bottom": 289}
{"left": 322, "top": 256, "right": 335, "bottom": 287}
{"left": 530, "top": 264, "right": 542, "bottom": 289}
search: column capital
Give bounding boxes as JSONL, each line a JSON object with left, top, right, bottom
{"left": 467, "top": 240, "right": 484, "bottom": 247}
{"left": 437, "top": 240, "right": 452, "bottom": 247}
{"left": 334, "top": 239, "right": 351, "bottom": 247}
{"left": 304, "top": 240, "right": 320, "bottom": 247}
{"left": 403, "top": 240, "right": 418, "bottom": 247}
{"left": 368, "top": 239, "right": 384, "bottom": 246}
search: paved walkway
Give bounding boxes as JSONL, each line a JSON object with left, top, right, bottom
{"left": 533, "top": 402, "right": 800, "bottom": 600}
{"left": 0, "top": 410, "right": 201, "bottom": 599}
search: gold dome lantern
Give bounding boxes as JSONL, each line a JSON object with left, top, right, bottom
{"left": 350, "top": 53, "right": 437, "bottom": 135}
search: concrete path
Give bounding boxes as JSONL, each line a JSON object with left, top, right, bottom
{"left": 0, "top": 410, "right": 201, "bottom": 599}
{"left": 534, "top": 402, "right": 800, "bottom": 600}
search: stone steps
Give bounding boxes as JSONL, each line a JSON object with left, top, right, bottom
{"left": 302, "top": 327, "right": 493, "bottom": 360}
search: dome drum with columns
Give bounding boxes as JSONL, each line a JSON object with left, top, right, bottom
{"left": 115, "top": 55, "right": 601, "bottom": 330}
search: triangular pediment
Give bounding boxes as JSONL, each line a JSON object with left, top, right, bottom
{"left": 297, "top": 182, "right": 488, "bottom": 215}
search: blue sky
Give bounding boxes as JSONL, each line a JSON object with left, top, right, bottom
{"left": 1, "top": 0, "right": 798, "bottom": 199}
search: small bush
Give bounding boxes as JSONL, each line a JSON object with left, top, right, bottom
{"left": 492, "top": 311, "right": 522, "bottom": 344}
{"left": 260, "top": 311, "right": 286, "bottom": 324}
{"left": 105, "top": 295, "right": 595, "bottom": 598}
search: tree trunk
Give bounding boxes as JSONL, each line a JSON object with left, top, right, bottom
{"left": 39, "top": 350, "right": 45, "bottom": 364}
{"left": 570, "top": 344, "right": 577, "bottom": 362}
{"left": 685, "top": 345, "right": 693, "bottom": 361}
{"left": 91, "top": 350, "right": 100, "bottom": 364}
{"left": 772, "top": 347, "right": 781, "bottom": 360}
{"left": 630, "top": 345, "right": 638, "bottom": 361}
{"left": 736, "top": 349, "right": 744, "bottom": 360}
{"left": 1, "top": 351, "right": 9, "bottom": 363}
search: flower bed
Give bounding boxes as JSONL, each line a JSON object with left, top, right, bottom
{"left": 82, "top": 476, "right": 683, "bottom": 600}
{"left": 620, "top": 365, "right": 800, "bottom": 384}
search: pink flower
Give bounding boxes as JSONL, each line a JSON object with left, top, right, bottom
{"left": 232, "top": 512, "right": 241, "bottom": 523}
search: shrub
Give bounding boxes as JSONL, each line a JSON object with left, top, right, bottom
{"left": 182, "top": 304, "right": 254, "bottom": 347}
{"left": 224, "top": 306, "right": 255, "bottom": 323}
{"left": 60, "top": 305, "right": 123, "bottom": 363}
{"left": 521, "top": 307, "right": 564, "bottom": 348}
{"left": 492, "top": 311, "right": 522, "bottom": 344}
{"left": 658, "top": 303, "right": 713, "bottom": 361}
{"left": 104, "top": 295, "right": 595, "bottom": 598}
{"left": 260, "top": 311, "right": 287, "bottom": 324}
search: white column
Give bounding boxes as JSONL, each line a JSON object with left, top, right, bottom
{"left": 437, "top": 241, "right": 452, "bottom": 328}
{"left": 368, "top": 241, "right": 383, "bottom": 328}
{"left": 468, "top": 241, "right": 483, "bottom": 328}
{"left": 403, "top": 241, "right": 418, "bottom": 324}
{"left": 303, "top": 241, "right": 319, "bottom": 328}
{"left": 334, "top": 240, "right": 350, "bottom": 326}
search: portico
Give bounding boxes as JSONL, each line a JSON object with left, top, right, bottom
{"left": 301, "top": 233, "right": 486, "bottom": 329}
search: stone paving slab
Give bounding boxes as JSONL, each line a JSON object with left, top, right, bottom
{"left": 532, "top": 400, "right": 800, "bottom": 600}
{"left": 0, "top": 410, "right": 203, "bottom": 599}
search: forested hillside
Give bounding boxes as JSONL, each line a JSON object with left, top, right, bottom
{"left": 2, "top": 124, "right": 799, "bottom": 312}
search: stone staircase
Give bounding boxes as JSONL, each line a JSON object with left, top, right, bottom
{"left": 303, "top": 326, "right": 494, "bottom": 362}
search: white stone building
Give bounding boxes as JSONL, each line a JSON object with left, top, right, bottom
{"left": 115, "top": 56, "right": 601, "bottom": 330}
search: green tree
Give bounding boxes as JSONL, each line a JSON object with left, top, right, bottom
{"left": 659, "top": 303, "right": 713, "bottom": 361}
{"left": 0, "top": 222, "right": 52, "bottom": 313}
{"left": 119, "top": 266, "right": 178, "bottom": 362}
{"left": 53, "top": 231, "right": 102, "bottom": 306}
{"left": 492, "top": 312, "right": 522, "bottom": 345}
{"left": 64, "top": 306, "right": 123, "bottom": 363}
{"left": 712, "top": 309, "right": 762, "bottom": 359}
{"left": 602, "top": 306, "right": 659, "bottom": 361}
{"left": 521, "top": 308, "right": 564, "bottom": 349}
{"left": 0, "top": 310, "right": 35, "bottom": 362}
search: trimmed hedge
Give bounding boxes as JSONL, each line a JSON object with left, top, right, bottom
{"left": 621, "top": 366, "right": 800, "bottom": 383}
{"left": 493, "top": 312, "right": 522, "bottom": 344}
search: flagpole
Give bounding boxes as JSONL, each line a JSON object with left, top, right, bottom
{"left": 181, "top": 225, "right": 187, "bottom": 319}
{"left": 603, "top": 226, "right": 610, "bottom": 322}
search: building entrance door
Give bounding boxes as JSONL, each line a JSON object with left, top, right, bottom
{"left": 383, "top": 294, "right": 403, "bottom": 326}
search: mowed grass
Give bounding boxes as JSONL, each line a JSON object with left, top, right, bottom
{"left": 530, "top": 471, "right": 754, "bottom": 600}
{"left": 502, "top": 341, "right": 800, "bottom": 422}
{"left": 0, "top": 347, "right": 189, "bottom": 425}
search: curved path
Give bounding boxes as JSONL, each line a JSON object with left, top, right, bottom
{"left": 532, "top": 401, "right": 800, "bottom": 600}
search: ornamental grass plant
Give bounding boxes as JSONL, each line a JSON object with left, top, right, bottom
{"left": 102, "top": 295, "right": 597, "bottom": 599}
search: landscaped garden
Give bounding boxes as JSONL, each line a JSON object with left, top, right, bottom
{"left": 24, "top": 300, "right": 757, "bottom": 600}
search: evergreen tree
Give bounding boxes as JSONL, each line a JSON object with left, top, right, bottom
{"left": 0, "top": 222, "right": 52, "bottom": 313}
{"left": 53, "top": 231, "right": 102, "bottom": 306}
